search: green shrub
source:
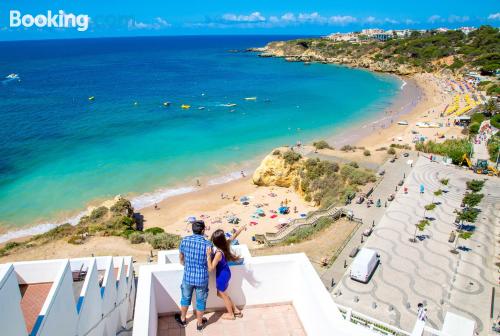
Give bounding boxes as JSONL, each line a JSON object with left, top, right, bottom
{"left": 415, "top": 139, "right": 472, "bottom": 164}
{"left": 147, "top": 233, "right": 181, "bottom": 249}
{"left": 67, "top": 235, "right": 84, "bottom": 245}
{"left": 348, "top": 161, "right": 359, "bottom": 168}
{"left": 313, "top": 140, "right": 332, "bottom": 150}
{"left": 340, "top": 165, "right": 376, "bottom": 185}
{"left": 283, "top": 217, "right": 333, "bottom": 244}
{"left": 440, "top": 178, "right": 449, "bottom": 185}
{"left": 491, "top": 114, "right": 500, "bottom": 129}
{"left": 144, "top": 227, "right": 165, "bottom": 235}
{"left": 272, "top": 149, "right": 281, "bottom": 156}
{"left": 469, "top": 123, "right": 480, "bottom": 135}
{"left": 341, "top": 144, "right": 356, "bottom": 152}
{"left": 387, "top": 147, "right": 396, "bottom": 155}
{"left": 129, "top": 232, "right": 145, "bottom": 244}
{"left": 363, "top": 149, "right": 371, "bottom": 156}
{"left": 110, "top": 198, "right": 133, "bottom": 216}
{"left": 463, "top": 193, "right": 484, "bottom": 208}
{"left": 466, "top": 179, "right": 485, "bottom": 192}
{"left": 424, "top": 203, "right": 436, "bottom": 211}
{"left": 89, "top": 206, "right": 108, "bottom": 221}
{"left": 282, "top": 150, "right": 302, "bottom": 166}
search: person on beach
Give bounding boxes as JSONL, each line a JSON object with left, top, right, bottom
{"left": 206, "top": 225, "right": 246, "bottom": 320}
{"left": 175, "top": 220, "right": 212, "bottom": 331}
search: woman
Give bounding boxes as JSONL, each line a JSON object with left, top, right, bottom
{"left": 206, "top": 225, "right": 246, "bottom": 319}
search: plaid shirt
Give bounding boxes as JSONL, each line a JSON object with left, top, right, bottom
{"left": 180, "top": 234, "right": 212, "bottom": 286}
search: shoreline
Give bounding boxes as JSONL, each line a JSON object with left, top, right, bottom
{"left": 0, "top": 70, "right": 426, "bottom": 246}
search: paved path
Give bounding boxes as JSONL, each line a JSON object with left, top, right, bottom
{"left": 330, "top": 156, "right": 500, "bottom": 334}
{"left": 319, "top": 151, "right": 417, "bottom": 287}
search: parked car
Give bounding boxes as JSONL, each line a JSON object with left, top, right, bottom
{"left": 349, "top": 247, "right": 360, "bottom": 258}
{"left": 388, "top": 194, "right": 395, "bottom": 201}
{"left": 363, "top": 228, "right": 373, "bottom": 236}
{"left": 356, "top": 196, "right": 365, "bottom": 204}
{"left": 403, "top": 152, "right": 410, "bottom": 157}
{"left": 350, "top": 248, "right": 380, "bottom": 283}
{"left": 378, "top": 169, "right": 385, "bottom": 176}
{"left": 398, "top": 180, "right": 404, "bottom": 186}
{"left": 390, "top": 157, "right": 396, "bottom": 163}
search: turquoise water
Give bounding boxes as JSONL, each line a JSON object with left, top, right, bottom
{"left": 0, "top": 36, "right": 400, "bottom": 237}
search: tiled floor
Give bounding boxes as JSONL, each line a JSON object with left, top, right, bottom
{"left": 157, "top": 304, "right": 306, "bottom": 336}
{"left": 19, "top": 282, "right": 53, "bottom": 333}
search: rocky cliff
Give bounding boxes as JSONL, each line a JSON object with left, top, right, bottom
{"left": 250, "top": 39, "right": 419, "bottom": 75}
{"left": 252, "top": 148, "right": 302, "bottom": 189}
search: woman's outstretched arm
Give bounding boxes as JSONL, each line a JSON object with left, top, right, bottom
{"left": 206, "top": 247, "right": 222, "bottom": 272}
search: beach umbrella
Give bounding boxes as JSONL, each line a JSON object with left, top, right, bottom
{"left": 255, "top": 208, "right": 265, "bottom": 215}
{"left": 278, "top": 218, "right": 289, "bottom": 224}
{"left": 240, "top": 196, "right": 250, "bottom": 203}
{"left": 420, "top": 184, "right": 425, "bottom": 193}
{"left": 187, "top": 216, "right": 196, "bottom": 223}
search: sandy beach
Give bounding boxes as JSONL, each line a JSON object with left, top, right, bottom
{"left": 0, "top": 70, "right": 470, "bottom": 262}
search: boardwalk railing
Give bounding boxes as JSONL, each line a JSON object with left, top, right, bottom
{"left": 254, "top": 205, "right": 362, "bottom": 246}
{"left": 336, "top": 304, "right": 412, "bottom": 336}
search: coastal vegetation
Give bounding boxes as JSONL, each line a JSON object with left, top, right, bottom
{"left": 313, "top": 140, "right": 333, "bottom": 150}
{"left": 283, "top": 217, "right": 334, "bottom": 245}
{"left": 0, "top": 197, "right": 181, "bottom": 257}
{"left": 415, "top": 138, "right": 472, "bottom": 164}
{"left": 259, "top": 25, "right": 500, "bottom": 78}
{"left": 253, "top": 149, "right": 377, "bottom": 209}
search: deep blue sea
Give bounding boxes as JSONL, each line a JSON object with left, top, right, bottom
{"left": 0, "top": 35, "right": 400, "bottom": 240}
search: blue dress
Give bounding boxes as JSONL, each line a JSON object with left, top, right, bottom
{"left": 215, "top": 250, "right": 231, "bottom": 292}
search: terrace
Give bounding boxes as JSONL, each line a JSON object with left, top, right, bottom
{"left": 134, "top": 246, "right": 383, "bottom": 336}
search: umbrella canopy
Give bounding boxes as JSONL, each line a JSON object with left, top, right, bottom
{"left": 187, "top": 216, "right": 196, "bottom": 223}
{"left": 278, "top": 218, "right": 289, "bottom": 224}
{"left": 240, "top": 196, "right": 250, "bottom": 202}
{"left": 255, "top": 208, "right": 265, "bottom": 214}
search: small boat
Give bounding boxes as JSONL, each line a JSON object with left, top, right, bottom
{"left": 163, "top": 102, "right": 170, "bottom": 107}
{"left": 198, "top": 107, "right": 205, "bottom": 110}
{"left": 88, "top": 96, "right": 95, "bottom": 101}
{"left": 134, "top": 101, "right": 139, "bottom": 106}
{"left": 397, "top": 121, "right": 408, "bottom": 125}
{"left": 181, "top": 104, "right": 191, "bottom": 109}
{"left": 244, "top": 97, "right": 257, "bottom": 101}
{"left": 221, "top": 103, "right": 237, "bottom": 107}
{"left": 5, "top": 73, "right": 19, "bottom": 79}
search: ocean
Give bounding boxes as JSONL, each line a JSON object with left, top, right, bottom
{"left": 0, "top": 35, "right": 401, "bottom": 241}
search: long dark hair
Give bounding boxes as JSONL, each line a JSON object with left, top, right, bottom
{"left": 211, "top": 229, "right": 238, "bottom": 262}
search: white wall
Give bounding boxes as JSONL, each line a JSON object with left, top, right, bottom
{"left": 133, "top": 252, "right": 379, "bottom": 336}
{"left": 0, "top": 256, "right": 135, "bottom": 336}
{"left": 37, "top": 260, "right": 79, "bottom": 336}
{"left": 158, "top": 244, "right": 252, "bottom": 265}
{"left": 0, "top": 264, "right": 28, "bottom": 336}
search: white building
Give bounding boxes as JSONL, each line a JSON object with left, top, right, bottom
{"left": 134, "top": 245, "right": 476, "bottom": 336}
{"left": 0, "top": 256, "right": 135, "bottom": 336}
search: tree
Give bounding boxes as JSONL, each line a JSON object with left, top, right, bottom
{"left": 411, "top": 219, "right": 430, "bottom": 242}
{"left": 462, "top": 193, "right": 484, "bottom": 208}
{"left": 484, "top": 99, "right": 498, "bottom": 116}
{"left": 451, "top": 230, "right": 473, "bottom": 253}
{"left": 466, "top": 179, "right": 485, "bottom": 192}
{"left": 457, "top": 208, "right": 479, "bottom": 224}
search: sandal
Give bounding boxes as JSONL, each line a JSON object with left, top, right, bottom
{"left": 197, "top": 317, "right": 208, "bottom": 331}
{"left": 174, "top": 313, "right": 187, "bottom": 327}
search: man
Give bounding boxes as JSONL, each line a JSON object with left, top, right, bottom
{"left": 175, "top": 220, "right": 212, "bottom": 331}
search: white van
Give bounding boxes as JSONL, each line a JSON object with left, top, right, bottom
{"left": 350, "top": 248, "right": 379, "bottom": 283}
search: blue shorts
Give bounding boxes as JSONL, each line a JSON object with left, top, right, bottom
{"left": 180, "top": 282, "right": 209, "bottom": 311}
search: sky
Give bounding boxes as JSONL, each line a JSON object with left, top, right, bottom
{"left": 0, "top": 0, "right": 499, "bottom": 40}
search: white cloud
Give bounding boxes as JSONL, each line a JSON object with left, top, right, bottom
{"left": 428, "top": 14, "right": 469, "bottom": 24}
{"left": 365, "top": 16, "right": 377, "bottom": 23}
{"left": 328, "top": 15, "right": 357, "bottom": 25}
{"left": 488, "top": 13, "right": 500, "bottom": 20}
{"left": 128, "top": 17, "right": 171, "bottom": 30}
{"left": 222, "top": 12, "right": 265, "bottom": 22}
{"left": 448, "top": 15, "right": 469, "bottom": 23}
{"left": 428, "top": 15, "right": 441, "bottom": 23}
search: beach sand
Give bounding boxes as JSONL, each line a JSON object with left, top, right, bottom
{"left": 0, "top": 72, "right": 468, "bottom": 262}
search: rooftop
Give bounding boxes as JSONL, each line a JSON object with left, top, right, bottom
{"left": 157, "top": 304, "right": 304, "bottom": 336}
